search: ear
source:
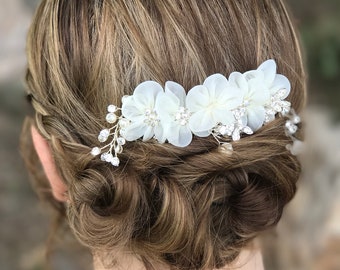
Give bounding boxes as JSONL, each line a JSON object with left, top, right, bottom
{"left": 31, "top": 126, "right": 68, "bottom": 202}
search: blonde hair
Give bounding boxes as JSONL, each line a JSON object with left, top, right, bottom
{"left": 22, "top": 0, "right": 306, "bottom": 269}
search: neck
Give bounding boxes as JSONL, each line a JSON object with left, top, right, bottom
{"left": 93, "top": 249, "right": 264, "bottom": 270}
{"left": 93, "top": 250, "right": 169, "bottom": 270}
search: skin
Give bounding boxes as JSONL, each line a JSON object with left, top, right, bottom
{"left": 93, "top": 250, "right": 264, "bottom": 270}
{"left": 31, "top": 126, "right": 67, "bottom": 202}
{"left": 31, "top": 125, "right": 264, "bottom": 270}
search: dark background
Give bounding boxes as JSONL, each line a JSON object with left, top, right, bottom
{"left": 0, "top": 0, "right": 339, "bottom": 269}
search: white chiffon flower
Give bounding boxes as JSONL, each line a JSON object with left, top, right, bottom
{"left": 121, "top": 81, "right": 166, "bottom": 142}
{"left": 229, "top": 70, "right": 269, "bottom": 131}
{"left": 228, "top": 59, "right": 290, "bottom": 131}
{"left": 155, "top": 81, "right": 192, "bottom": 147}
{"left": 186, "top": 74, "right": 243, "bottom": 136}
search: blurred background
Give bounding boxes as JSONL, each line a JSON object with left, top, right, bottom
{"left": 0, "top": 0, "right": 339, "bottom": 269}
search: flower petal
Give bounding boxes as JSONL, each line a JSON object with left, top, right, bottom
{"left": 186, "top": 85, "right": 210, "bottom": 112}
{"left": 247, "top": 79, "right": 271, "bottom": 106}
{"left": 193, "top": 130, "right": 211, "bottom": 137}
{"left": 167, "top": 124, "right": 192, "bottom": 147}
{"left": 155, "top": 92, "right": 178, "bottom": 122}
{"left": 143, "top": 126, "right": 154, "bottom": 141}
{"left": 133, "top": 81, "right": 164, "bottom": 109}
{"left": 154, "top": 125, "right": 166, "bottom": 143}
{"left": 243, "top": 70, "right": 264, "bottom": 82}
{"left": 229, "top": 72, "right": 248, "bottom": 91}
{"left": 218, "top": 86, "right": 243, "bottom": 110}
{"left": 121, "top": 96, "right": 145, "bottom": 121}
{"left": 270, "top": 74, "right": 291, "bottom": 97}
{"left": 203, "top": 73, "right": 229, "bottom": 96}
{"left": 189, "top": 110, "right": 215, "bottom": 134}
{"left": 247, "top": 106, "right": 265, "bottom": 131}
{"left": 257, "top": 59, "right": 277, "bottom": 86}
{"left": 212, "top": 108, "right": 235, "bottom": 126}
{"left": 165, "top": 81, "right": 186, "bottom": 106}
{"left": 122, "top": 121, "right": 147, "bottom": 141}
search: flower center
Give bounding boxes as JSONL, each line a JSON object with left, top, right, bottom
{"left": 174, "top": 107, "right": 191, "bottom": 126}
{"left": 144, "top": 109, "right": 160, "bottom": 127}
{"left": 207, "top": 101, "right": 219, "bottom": 110}
{"left": 243, "top": 99, "right": 250, "bottom": 107}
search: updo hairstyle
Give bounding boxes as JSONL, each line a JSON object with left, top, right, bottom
{"left": 23, "top": 1, "right": 306, "bottom": 269}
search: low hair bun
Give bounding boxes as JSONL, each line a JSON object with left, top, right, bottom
{"left": 227, "top": 170, "right": 287, "bottom": 236}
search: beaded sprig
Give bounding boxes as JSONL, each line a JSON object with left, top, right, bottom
{"left": 90, "top": 105, "right": 129, "bottom": 167}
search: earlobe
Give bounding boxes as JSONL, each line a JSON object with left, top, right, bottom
{"left": 31, "top": 126, "right": 68, "bottom": 202}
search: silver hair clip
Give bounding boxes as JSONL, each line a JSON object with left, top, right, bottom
{"left": 90, "top": 60, "right": 303, "bottom": 166}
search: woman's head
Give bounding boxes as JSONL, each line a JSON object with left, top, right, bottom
{"left": 23, "top": 0, "right": 306, "bottom": 269}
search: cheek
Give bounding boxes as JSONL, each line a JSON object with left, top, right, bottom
{"left": 31, "top": 126, "right": 68, "bottom": 202}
